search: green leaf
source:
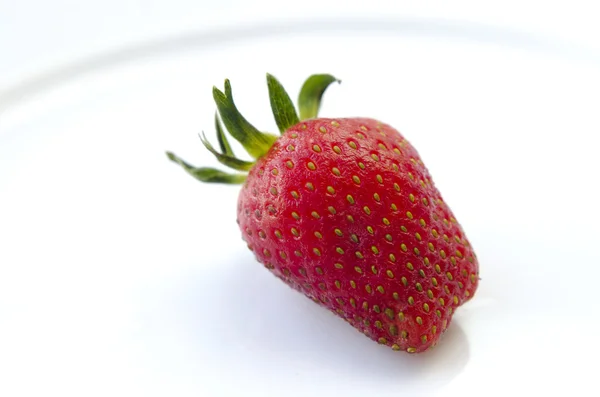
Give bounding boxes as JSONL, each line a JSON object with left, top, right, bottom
{"left": 215, "top": 112, "right": 234, "bottom": 156}
{"left": 266, "top": 73, "right": 300, "bottom": 134}
{"left": 298, "top": 74, "right": 340, "bottom": 120}
{"left": 213, "top": 80, "right": 278, "bottom": 159}
{"left": 198, "top": 132, "right": 255, "bottom": 172}
{"left": 166, "top": 152, "right": 246, "bottom": 184}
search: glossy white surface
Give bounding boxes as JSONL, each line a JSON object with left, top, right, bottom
{"left": 1, "top": 5, "right": 600, "bottom": 397}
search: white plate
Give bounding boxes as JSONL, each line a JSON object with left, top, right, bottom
{"left": 1, "top": 18, "right": 599, "bottom": 397}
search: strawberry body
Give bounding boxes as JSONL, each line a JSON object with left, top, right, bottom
{"left": 237, "top": 117, "right": 478, "bottom": 353}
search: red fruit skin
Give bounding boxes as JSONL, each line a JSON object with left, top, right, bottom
{"left": 237, "top": 117, "right": 479, "bottom": 353}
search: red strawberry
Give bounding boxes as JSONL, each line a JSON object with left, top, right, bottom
{"left": 167, "top": 74, "right": 479, "bottom": 353}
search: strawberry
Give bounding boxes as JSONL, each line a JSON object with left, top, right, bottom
{"left": 167, "top": 74, "right": 479, "bottom": 353}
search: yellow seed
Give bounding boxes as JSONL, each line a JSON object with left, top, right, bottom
{"left": 445, "top": 285, "right": 451, "bottom": 294}
{"left": 360, "top": 125, "right": 368, "bottom": 132}
{"left": 456, "top": 250, "right": 464, "bottom": 258}
{"left": 465, "top": 290, "right": 471, "bottom": 297}
{"left": 408, "top": 296, "right": 415, "bottom": 305}
{"left": 440, "top": 250, "right": 447, "bottom": 259}
{"left": 386, "top": 270, "right": 394, "bottom": 278}
{"left": 406, "top": 262, "right": 414, "bottom": 271}
{"left": 334, "top": 228, "right": 343, "bottom": 237}
{"left": 392, "top": 163, "right": 399, "bottom": 172}
{"left": 416, "top": 316, "right": 423, "bottom": 325}
{"left": 333, "top": 145, "right": 341, "bottom": 154}
{"left": 389, "top": 254, "right": 396, "bottom": 262}
{"left": 319, "top": 126, "right": 327, "bottom": 133}
{"left": 435, "top": 264, "right": 441, "bottom": 273}
{"left": 347, "top": 215, "right": 354, "bottom": 223}
{"left": 450, "top": 256, "right": 457, "bottom": 266}
{"left": 378, "top": 143, "right": 387, "bottom": 150}
{"left": 371, "top": 246, "right": 379, "bottom": 255}
{"left": 453, "top": 295, "right": 459, "bottom": 305}
{"left": 423, "top": 303, "right": 430, "bottom": 312}
{"left": 385, "top": 234, "right": 393, "bottom": 242}
{"left": 393, "top": 292, "right": 400, "bottom": 301}
{"left": 432, "top": 325, "right": 437, "bottom": 334}
{"left": 428, "top": 243, "right": 435, "bottom": 252}
{"left": 350, "top": 234, "right": 359, "bottom": 243}
{"left": 291, "top": 228, "right": 299, "bottom": 236}
{"left": 427, "top": 289, "right": 434, "bottom": 299}
{"left": 371, "top": 265, "right": 378, "bottom": 274}
{"left": 432, "top": 278, "right": 438, "bottom": 286}
{"left": 375, "top": 320, "right": 383, "bottom": 329}
{"left": 383, "top": 218, "right": 390, "bottom": 226}
{"left": 271, "top": 168, "right": 279, "bottom": 176}
{"left": 409, "top": 194, "right": 415, "bottom": 202}
{"left": 389, "top": 324, "right": 398, "bottom": 335}
{"left": 350, "top": 280, "right": 357, "bottom": 288}
{"left": 418, "top": 269, "right": 425, "bottom": 278}
{"left": 336, "top": 247, "right": 345, "bottom": 254}
{"left": 376, "top": 175, "right": 383, "bottom": 183}
{"left": 279, "top": 251, "right": 287, "bottom": 259}
{"left": 401, "top": 277, "right": 408, "bottom": 286}
{"left": 312, "top": 144, "right": 322, "bottom": 153}
{"left": 332, "top": 167, "right": 341, "bottom": 176}
{"left": 446, "top": 272, "right": 453, "bottom": 281}
{"left": 311, "top": 211, "right": 320, "bottom": 219}
{"left": 355, "top": 251, "right": 364, "bottom": 259}
{"left": 367, "top": 226, "right": 374, "bottom": 234}
{"left": 313, "top": 248, "right": 321, "bottom": 256}
{"left": 458, "top": 281, "right": 464, "bottom": 289}
{"left": 270, "top": 187, "right": 278, "bottom": 196}
{"left": 391, "top": 203, "right": 398, "bottom": 211}
{"left": 349, "top": 141, "right": 357, "bottom": 149}
{"left": 414, "top": 247, "right": 420, "bottom": 255}
{"left": 373, "top": 193, "right": 380, "bottom": 202}
{"left": 295, "top": 251, "right": 303, "bottom": 257}
{"left": 401, "top": 244, "right": 408, "bottom": 252}
{"left": 442, "top": 319, "right": 448, "bottom": 329}
{"left": 371, "top": 153, "right": 380, "bottom": 161}
{"left": 334, "top": 263, "right": 344, "bottom": 269}
{"left": 394, "top": 183, "right": 400, "bottom": 192}
{"left": 378, "top": 337, "right": 387, "bottom": 344}
{"left": 287, "top": 144, "right": 295, "bottom": 151}
{"left": 263, "top": 249, "right": 271, "bottom": 257}
{"left": 358, "top": 162, "right": 365, "bottom": 169}
{"left": 439, "top": 297, "right": 445, "bottom": 306}
{"left": 401, "top": 226, "right": 408, "bottom": 232}
{"left": 406, "top": 211, "right": 413, "bottom": 219}
{"left": 415, "top": 232, "right": 422, "bottom": 241}
{"left": 291, "top": 190, "right": 299, "bottom": 199}
{"left": 422, "top": 198, "right": 428, "bottom": 206}
{"left": 392, "top": 344, "right": 400, "bottom": 351}
{"left": 424, "top": 257, "right": 430, "bottom": 266}
{"left": 274, "top": 230, "right": 283, "bottom": 239}
{"left": 354, "top": 266, "right": 362, "bottom": 274}
{"left": 305, "top": 182, "right": 314, "bottom": 191}
{"left": 315, "top": 267, "right": 323, "bottom": 275}
{"left": 377, "top": 285, "right": 385, "bottom": 294}
{"left": 443, "top": 234, "right": 450, "bottom": 242}
{"left": 349, "top": 298, "right": 356, "bottom": 307}
{"left": 285, "top": 160, "right": 294, "bottom": 169}
{"left": 432, "top": 229, "right": 439, "bottom": 238}
{"left": 307, "top": 162, "right": 316, "bottom": 170}
{"left": 436, "top": 310, "right": 442, "bottom": 318}
{"left": 401, "top": 330, "right": 408, "bottom": 339}
{"left": 415, "top": 282, "right": 422, "bottom": 291}
{"left": 421, "top": 335, "right": 428, "bottom": 344}
{"left": 326, "top": 186, "right": 335, "bottom": 194}
{"left": 346, "top": 195, "right": 355, "bottom": 204}
{"left": 398, "top": 312, "right": 405, "bottom": 321}
{"left": 365, "top": 285, "right": 372, "bottom": 293}
{"left": 352, "top": 175, "right": 361, "bottom": 184}
{"left": 408, "top": 172, "right": 414, "bottom": 180}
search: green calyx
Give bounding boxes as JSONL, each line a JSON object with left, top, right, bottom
{"left": 166, "top": 73, "right": 340, "bottom": 184}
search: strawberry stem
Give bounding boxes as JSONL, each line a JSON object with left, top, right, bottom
{"left": 215, "top": 112, "right": 234, "bottom": 157}
{"left": 199, "top": 132, "right": 255, "bottom": 171}
{"left": 267, "top": 73, "right": 300, "bottom": 134}
{"left": 166, "top": 152, "right": 246, "bottom": 184}
{"left": 213, "top": 79, "right": 277, "bottom": 159}
{"left": 298, "top": 74, "right": 340, "bottom": 120}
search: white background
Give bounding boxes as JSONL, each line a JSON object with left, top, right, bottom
{"left": 1, "top": 1, "right": 600, "bottom": 397}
